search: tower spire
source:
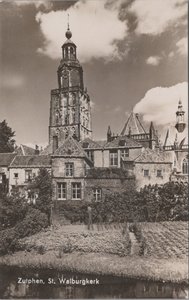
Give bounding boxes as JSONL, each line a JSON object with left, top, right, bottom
{"left": 65, "top": 14, "right": 72, "bottom": 39}
{"left": 67, "top": 13, "right": 70, "bottom": 30}
{"left": 175, "top": 99, "right": 186, "bottom": 133}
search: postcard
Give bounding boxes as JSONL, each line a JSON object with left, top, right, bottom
{"left": 0, "top": 0, "right": 188, "bottom": 299}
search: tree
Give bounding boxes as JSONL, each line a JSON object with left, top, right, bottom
{"left": 139, "top": 182, "right": 188, "bottom": 222}
{"left": 0, "top": 191, "right": 27, "bottom": 230}
{"left": 29, "top": 168, "right": 52, "bottom": 224}
{"left": 0, "top": 120, "right": 15, "bottom": 153}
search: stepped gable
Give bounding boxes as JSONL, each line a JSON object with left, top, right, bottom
{"left": 52, "top": 135, "right": 93, "bottom": 164}
{"left": 0, "top": 153, "right": 17, "bottom": 167}
{"left": 121, "top": 112, "right": 146, "bottom": 135}
{"left": 80, "top": 138, "right": 105, "bottom": 149}
{"left": 134, "top": 148, "right": 172, "bottom": 163}
{"left": 104, "top": 135, "right": 142, "bottom": 149}
{"left": 15, "top": 144, "right": 36, "bottom": 156}
{"left": 10, "top": 155, "right": 51, "bottom": 168}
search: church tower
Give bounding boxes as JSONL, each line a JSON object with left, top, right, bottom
{"left": 49, "top": 24, "right": 92, "bottom": 148}
{"left": 175, "top": 99, "right": 186, "bottom": 133}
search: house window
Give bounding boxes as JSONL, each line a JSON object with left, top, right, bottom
{"left": 93, "top": 188, "right": 102, "bottom": 201}
{"left": 57, "top": 182, "right": 67, "bottom": 200}
{"left": 86, "top": 150, "right": 94, "bottom": 162}
{"left": 121, "top": 149, "right": 129, "bottom": 158}
{"left": 157, "top": 170, "right": 162, "bottom": 177}
{"left": 25, "top": 170, "right": 32, "bottom": 182}
{"left": 72, "top": 183, "right": 81, "bottom": 200}
{"left": 65, "top": 163, "right": 74, "bottom": 176}
{"left": 143, "top": 169, "right": 149, "bottom": 177}
{"left": 182, "top": 158, "right": 188, "bottom": 174}
{"left": 14, "top": 173, "right": 18, "bottom": 179}
{"left": 110, "top": 150, "right": 118, "bottom": 166}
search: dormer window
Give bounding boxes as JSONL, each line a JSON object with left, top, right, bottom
{"left": 83, "top": 142, "right": 89, "bottom": 148}
{"left": 119, "top": 139, "right": 126, "bottom": 146}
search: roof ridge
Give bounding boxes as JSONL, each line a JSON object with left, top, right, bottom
{"left": 20, "top": 144, "right": 25, "bottom": 155}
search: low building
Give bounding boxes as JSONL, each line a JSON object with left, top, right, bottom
{"left": 0, "top": 153, "right": 17, "bottom": 192}
{"left": 9, "top": 155, "right": 51, "bottom": 193}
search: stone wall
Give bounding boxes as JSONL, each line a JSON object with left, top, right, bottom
{"left": 134, "top": 162, "right": 172, "bottom": 189}
{"left": 84, "top": 177, "right": 135, "bottom": 201}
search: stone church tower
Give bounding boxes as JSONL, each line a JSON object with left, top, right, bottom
{"left": 49, "top": 25, "right": 92, "bottom": 150}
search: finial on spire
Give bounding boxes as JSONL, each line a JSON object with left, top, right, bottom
{"left": 65, "top": 13, "right": 72, "bottom": 39}
{"left": 67, "top": 13, "right": 70, "bottom": 30}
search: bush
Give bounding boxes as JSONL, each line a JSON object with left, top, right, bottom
{"left": 36, "top": 245, "right": 46, "bottom": 255}
{"left": 0, "top": 228, "right": 19, "bottom": 255}
{"left": 15, "top": 208, "right": 48, "bottom": 238}
{"left": 0, "top": 208, "right": 48, "bottom": 255}
{"left": 0, "top": 193, "right": 28, "bottom": 230}
{"left": 28, "top": 168, "right": 52, "bottom": 224}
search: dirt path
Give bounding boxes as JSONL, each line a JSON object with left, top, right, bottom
{"left": 129, "top": 232, "right": 141, "bottom": 255}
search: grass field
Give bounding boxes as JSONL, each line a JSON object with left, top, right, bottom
{"left": 139, "top": 221, "right": 188, "bottom": 258}
{"left": 0, "top": 221, "right": 188, "bottom": 282}
{"left": 17, "top": 221, "right": 188, "bottom": 259}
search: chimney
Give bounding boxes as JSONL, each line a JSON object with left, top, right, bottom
{"left": 107, "top": 125, "right": 112, "bottom": 142}
{"left": 35, "top": 145, "right": 40, "bottom": 155}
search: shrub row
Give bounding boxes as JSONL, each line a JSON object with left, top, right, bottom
{"left": 0, "top": 208, "right": 48, "bottom": 255}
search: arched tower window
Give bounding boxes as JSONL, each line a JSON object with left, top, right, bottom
{"left": 182, "top": 158, "right": 188, "bottom": 174}
{"left": 65, "top": 48, "right": 68, "bottom": 59}
{"left": 65, "top": 114, "right": 69, "bottom": 125}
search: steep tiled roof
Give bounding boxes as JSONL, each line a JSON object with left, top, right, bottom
{"left": 121, "top": 157, "right": 135, "bottom": 162}
{"left": 41, "top": 143, "right": 53, "bottom": 155}
{"left": 10, "top": 155, "right": 51, "bottom": 167}
{"left": 80, "top": 138, "right": 105, "bottom": 149}
{"left": 15, "top": 144, "right": 36, "bottom": 156}
{"left": 104, "top": 135, "right": 142, "bottom": 149}
{"left": 0, "top": 153, "right": 17, "bottom": 166}
{"left": 134, "top": 148, "right": 172, "bottom": 163}
{"left": 121, "top": 112, "right": 147, "bottom": 135}
{"left": 95, "top": 140, "right": 107, "bottom": 147}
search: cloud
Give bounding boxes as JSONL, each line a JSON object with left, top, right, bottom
{"left": 90, "top": 100, "right": 96, "bottom": 111}
{"left": 36, "top": 0, "right": 127, "bottom": 62}
{"left": 146, "top": 56, "right": 161, "bottom": 66}
{"left": 129, "top": 0, "right": 187, "bottom": 35}
{"left": 133, "top": 82, "right": 188, "bottom": 127}
{"left": 0, "top": 74, "right": 25, "bottom": 89}
{"left": 114, "top": 106, "right": 121, "bottom": 113}
{"left": 176, "top": 37, "right": 187, "bottom": 56}
{"left": 168, "top": 51, "right": 174, "bottom": 59}
{"left": 14, "top": 0, "right": 52, "bottom": 9}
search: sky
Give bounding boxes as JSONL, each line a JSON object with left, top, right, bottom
{"left": 0, "top": 0, "right": 188, "bottom": 147}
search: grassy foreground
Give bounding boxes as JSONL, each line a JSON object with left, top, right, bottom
{"left": 0, "top": 221, "right": 188, "bottom": 283}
